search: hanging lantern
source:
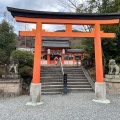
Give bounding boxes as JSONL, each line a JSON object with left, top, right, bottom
{"left": 62, "top": 49, "right": 65, "bottom": 54}
{"left": 47, "top": 49, "right": 50, "bottom": 54}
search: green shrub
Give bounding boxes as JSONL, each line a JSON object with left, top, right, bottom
{"left": 11, "top": 50, "right": 34, "bottom": 68}
{"left": 19, "top": 66, "right": 33, "bottom": 78}
{"left": 19, "top": 66, "right": 33, "bottom": 90}
{"left": 11, "top": 50, "right": 34, "bottom": 92}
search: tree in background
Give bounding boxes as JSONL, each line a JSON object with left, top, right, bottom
{"left": 0, "top": 20, "right": 17, "bottom": 64}
{"left": 87, "top": 0, "right": 120, "bottom": 72}
{"left": 59, "top": 0, "right": 120, "bottom": 74}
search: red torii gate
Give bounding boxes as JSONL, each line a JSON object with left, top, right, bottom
{"left": 7, "top": 7, "right": 119, "bottom": 105}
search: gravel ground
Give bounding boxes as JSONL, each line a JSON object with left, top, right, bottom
{"left": 0, "top": 92, "right": 120, "bottom": 120}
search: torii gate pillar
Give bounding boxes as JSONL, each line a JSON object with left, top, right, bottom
{"left": 93, "top": 23, "right": 110, "bottom": 103}
{"left": 26, "top": 22, "right": 43, "bottom": 106}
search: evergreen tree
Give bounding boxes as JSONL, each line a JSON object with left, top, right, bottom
{"left": 81, "top": 0, "right": 120, "bottom": 66}
{"left": 0, "top": 20, "right": 17, "bottom": 63}
{"left": 59, "top": 0, "right": 120, "bottom": 73}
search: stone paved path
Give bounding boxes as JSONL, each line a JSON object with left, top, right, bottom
{"left": 0, "top": 92, "right": 120, "bottom": 120}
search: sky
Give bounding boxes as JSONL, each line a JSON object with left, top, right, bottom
{"left": 0, "top": 0, "right": 83, "bottom": 34}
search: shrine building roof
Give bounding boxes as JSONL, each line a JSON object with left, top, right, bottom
{"left": 66, "top": 49, "right": 84, "bottom": 53}
{"left": 42, "top": 40, "right": 70, "bottom": 48}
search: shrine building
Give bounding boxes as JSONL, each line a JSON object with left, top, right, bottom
{"left": 17, "top": 37, "right": 84, "bottom": 65}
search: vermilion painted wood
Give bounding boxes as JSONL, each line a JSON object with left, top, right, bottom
{"left": 20, "top": 30, "right": 115, "bottom": 38}
{"left": 32, "top": 22, "right": 42, "bottom": 84}
{"left": 62, "top": 54, "right": 64, "bottom": 64}
{"left": 94, "top": 24, "right": 104, "bottom": 82}
{"left": 47, "top": 54, "right": 50, "bottom": 64}
{"left": 15, "top": 16, "right": 119, "bottom": 25}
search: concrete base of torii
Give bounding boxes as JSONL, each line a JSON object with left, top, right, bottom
{"left": 92, "top": 82, "right": 110, "bottom": 104}
{"left": 26, "top": 83, "right": 43, "bottom": 106}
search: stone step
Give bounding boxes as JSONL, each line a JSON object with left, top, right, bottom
{"left": 41, "top": 68, "right": 61, "bottom": 71}
{"left": 41, "top": 68, "right": 82, "bottom": 70}
{"left": 41, "top": 79, "right": 62, "bottom": 81}
{"left": 64, "top": 71, "right": 84, "bottom": 73}
{"left": 64, "top": 67, "right": 82, "bottom": 68}
{"left": 42, "top": 82, "right": 90, "bottom": 85}
{"left": 42, "top": 85, "right": 91, "bottom": 89}
{"left": 41, "top": 71, "right": 62, "bottom": 72}
{"left": 42, "top": 85, "right": 63, "bottom": 89}
{"left": 63, "top": 66, "right": 80, "bottom": 67}
{"left": 40, "top": 66, "right": 93, "bottom": 94}
{"left": 41, "top": 71, "right": 84, "bottom": 73}
{"left": 41, "top": 69, "right": 61, "bottom": 70}
{"left": 41, "top": 79, "right": 88, "bottom": 82}
{"left": 41, "top": 78, "right": 88, "bottom": 81}
{"left": 41, "top": 68, "right": 61, "bottom": 70}
{"left": 41, "top": 68, "right": 61, "bottom": 69}
{"left": 41, "top": 89, "right": 93, "bottom": 95}
{"left": 40, "top": 74, "right": 63, "bottom": 77}
{"left": 42, "top": 82, "right": 62, "bottom": 84}
{"left": 41, "top": 76, "right": 63, "bottom": 79}
{"left": 68, "top": 85, "right": 91, "bottom": 88}
{"left": 67, "top": 75, "right": 86, "bottom": 76}
{"left": 41, "top": 71, "right": 61, "bottom": 73}
{"left": 41, "top": 66, "right": 60, "bottom": 67}
{"left": 68, "top": 83, "right": 90, "bottom": 85}
{"left": 41, "top": 71, "right": 61, "bottom": 72}
{"left": 64, "top": 69, "right": 83, "bottom": 71}
{"left": 41, "top": 88, "right": 62, "bottom": 92}
{"left": 41, "top": 75, "right": 85, "bottom": 77}
{"left": 41, "top": 88, "right": 93, "bottom": 92}
{"left": 41, "top": 76, "right": 86, "bottom": 78}
{"left": 41, "top": 69, "right": 83, "bottom": 73}
{"left": 41, "top": 92, "right": 62, "bottom": 95}
{"left": 68, "top": 89, "right": 93, "bottom": 92}
{"left": 41, "top": 73, "right": 62, "bottom": 75}
{"left": 64, "top": 71, "right": 83, "bottom": 72}
{"left": 67, "top": 77, "right": 87, "bottom": 79}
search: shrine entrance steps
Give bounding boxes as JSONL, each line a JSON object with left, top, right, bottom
{"left": 41, "top": 66, "right": 94, "bottom": 95}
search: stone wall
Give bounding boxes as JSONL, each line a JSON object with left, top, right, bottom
{"left": 105, "top": 74, "right": 120, "bottom": 93}
{"left": 0, "top": 79, "right": 22, "bottom": 98}
{"left": 106, "top": 82, "right": 120, "bottom": 93}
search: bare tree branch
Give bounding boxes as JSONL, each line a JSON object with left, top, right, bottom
{"left": 57, "top": 0, "right": 94, "bottom": 32}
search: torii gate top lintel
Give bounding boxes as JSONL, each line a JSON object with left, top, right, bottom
{"left": 7, "top": 7, "right": 120, "bottom": 25}
{"left": 7, "top": 7, "right": 120, "bottom": 21}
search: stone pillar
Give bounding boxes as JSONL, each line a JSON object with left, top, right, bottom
{"left": 92, "top": 82, "right": 110, "bottom": 103}
{"left": 26, "top": 83, "right": 43, "bottom": 106}
{"left": 27, "top": 22, "right": 43, "bottom": 106}
{"left": 93, "top": 24, "right": 110, "bottom": 103}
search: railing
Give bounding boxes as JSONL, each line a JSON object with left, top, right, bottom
{"left": 59, "top": 57, "right": 67, "bottom": 94}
